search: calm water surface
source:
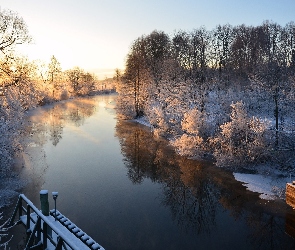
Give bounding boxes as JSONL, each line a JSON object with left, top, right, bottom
{"left": 6, "top": 94, "right": 295, "bottom": 249}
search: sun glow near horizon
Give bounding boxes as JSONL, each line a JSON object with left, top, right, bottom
{"left": 2, "top": 0, "right": 295, "bottom": 79}
{"left": 16, "top": 34, "right": 124, "bottom": 79}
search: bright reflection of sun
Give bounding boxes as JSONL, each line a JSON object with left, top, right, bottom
{"left": 98, "top": 101, "right": 106, "bottom": 108}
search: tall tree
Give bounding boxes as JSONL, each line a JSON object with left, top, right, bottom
{"left": 144, "top": 30, "right": 171, "bottom": 93}
{"left": 120, "top": 36, "right": 149, "bottom": 117}
{"left": 210, "top": 24, "right": 233, "bottom": 83}
{"left": 47, "top": 55, "right": 62, "bottom": 84}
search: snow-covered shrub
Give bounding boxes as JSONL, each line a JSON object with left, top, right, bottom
{"left": 148, "top": 105, "right": 169, "bottom": 137}
{"left": 210, "top": 101, "right": 270, "bottom": 167}
{"left": 171, "top": 108, "right": 206, "bottom": 157}
{"left": 181, "top": 107, "right": 211, "bottom": 138}
{"left": 115, "top": 93, "right": 137, "bottom": 119}
{"left": 171, "top": 134, "right": 204, "bottom": 157}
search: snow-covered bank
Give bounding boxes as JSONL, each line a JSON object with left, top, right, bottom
{"left": 233, "top": 172, "right": 289, "bottom": 200}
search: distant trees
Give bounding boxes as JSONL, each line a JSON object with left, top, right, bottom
{"left": 66, "top": 67, "right": 95, "bottom": 96}
{"left": 117, "top": 22, "right": 295, "bottom": 168}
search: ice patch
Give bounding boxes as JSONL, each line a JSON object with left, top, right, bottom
{"left": 233, "top": 172, "right": 288, "bottom": 200}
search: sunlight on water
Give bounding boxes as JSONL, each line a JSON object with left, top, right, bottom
{"left": 98, "top": 101, "right": 106, "bottom": 107}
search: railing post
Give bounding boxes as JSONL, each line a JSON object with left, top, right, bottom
{"left": 26, "top": 204, "right": 31, "bottom": 233}
{"left": 40, "top": 190, "right": 49, "bottom": 216}
{"left": 56, "top": 237, "right": 63, "bottom": 250}
{"left": 43, "top": 221, "right": 48, "bottom": 249}
{"left": 18, "top": 196, "right": 23, "bottom": 217}
{"left": 36, "top": 216, "right": 42, "bottom": 243}
{"left": 25, "top": 203, "right": 32, "bottom": 246}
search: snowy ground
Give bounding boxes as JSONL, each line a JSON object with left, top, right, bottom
{"left": 233, "top": 170, "right": 290, "bottom": 200}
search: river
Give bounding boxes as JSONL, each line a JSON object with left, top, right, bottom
{"left": 3, "top": 93, "right": 295, "bottom": 249}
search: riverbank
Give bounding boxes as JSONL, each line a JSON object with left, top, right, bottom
{"left": 133, "top": 115, "right": 293, "bottom": 202}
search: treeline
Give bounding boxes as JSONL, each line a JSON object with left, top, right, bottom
{"left": 116, "top": 21, "right": 295, "bottom": 168}
{"left": 0, "top": 9, "right": 115, "bottom": 173}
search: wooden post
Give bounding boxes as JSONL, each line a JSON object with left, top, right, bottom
{"left": 40, "top": 190, "right": 49, "bottom": 216}
{"left": 18, "top": 196, "right": 23, "bottom": 217}
{"left": 56, "top": 236, "right": 63, "bottom": 250}
{"left": 39, "top": 189, "right": 53, "bottom": 241}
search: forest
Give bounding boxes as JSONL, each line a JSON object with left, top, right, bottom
{"left": 0, "top": 9, "right": 115, "bottom": 175}
{"left": 116, "top": 21, "right": 295, "bottom": 169}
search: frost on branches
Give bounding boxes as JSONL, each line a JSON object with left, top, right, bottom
{"left": 210, "top": 101, "right": 270, "bottom": 167}
{"left": 0, "top": 91, "right": 24, "bottom": 175}
{"left": 171, "top": 108, "right": 205, "bottom": 158}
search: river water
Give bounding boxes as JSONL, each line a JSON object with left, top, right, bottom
{"left": 4, "top": 93, "right": 295, "bottom": 249}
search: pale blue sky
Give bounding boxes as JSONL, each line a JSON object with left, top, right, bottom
{"left": 1, "top": 0, "right": 295, "bottom": 78}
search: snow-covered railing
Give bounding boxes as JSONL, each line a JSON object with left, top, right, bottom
{"left": 8, "top": 193, "right": 105, "bottom": 250}
{"left": 49, "top": 209, "right": 102, "bottom": 249}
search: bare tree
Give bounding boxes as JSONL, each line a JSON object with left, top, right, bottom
{"left": 210, "top": 24, "right": 233, "bottom": 84}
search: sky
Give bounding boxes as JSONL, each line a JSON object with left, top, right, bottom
{"left": 1, "top": 0, "right": 295, "bottom": 79}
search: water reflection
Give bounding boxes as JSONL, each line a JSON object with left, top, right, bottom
{"left": 115, "top": 119, "right": 295, "bottom": 249}
{"left": 27, "top": 98, "right": 97, "bottom": 147}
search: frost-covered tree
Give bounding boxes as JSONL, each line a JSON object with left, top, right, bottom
{"left": 249, "top": 22, "right": 290, "bottom": 147}
{"left": 0, "top": 9, "right": 31, "bottom": 55}
{"left": 47, "top": 55, "right": 61, "bottom": 84}
{"left": 0, "top": 55, "right": 43, "bottom": 109}
{"left": 66, "top": 67, "right": 95, "bottom": 96}
{"left": 0, "top": 10, "right": 34, "bottom": 174}
{"left": 117, "top": 36, "right": 151, "bottom": 118}
{"left": 171, "top": 108, "right": 205, "bottom": 157}
{"left": 0, "top": 88, "right": 24, "bottom": 174}
{"left": 210, "top": 101, "right": 270, "bottom": 167}
{"left": 144, "top": 30, "right": 171, "bottom": 94}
